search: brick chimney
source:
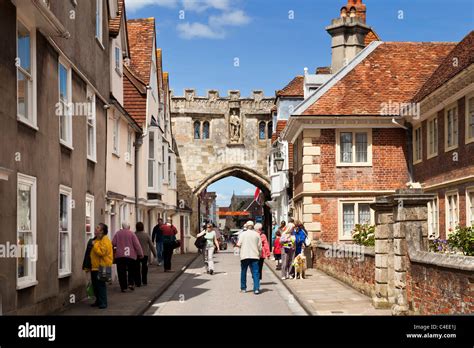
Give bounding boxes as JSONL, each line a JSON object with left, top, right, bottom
{"left": 326, "top": 0, "right": 371, "bottom": 73}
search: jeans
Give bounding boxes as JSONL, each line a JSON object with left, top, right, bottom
{"left": 91, "top": 271, "right": 107, "bottom": 308}
{"left": 240, "top": 258, "right": 260, "bottom": 292}
{"left": 116, "top": 257, "right": 136, "bottom": 290}
{"left": 204, "top": 246, "right": 215, "bottom": 272}
{"left": 156, "top": 241, "right": 163, "bottom": 264}
{"left": 258, "top": 258, "right": 264, "bottom": 280}
{"left": 134, "top": 255, "right": 149, "bottom": 286}
{"left": 163, "top": 243, "right": 174, "bottom": 271}
{"left": 281, "top": 248, "right": 295, "bottom": 278}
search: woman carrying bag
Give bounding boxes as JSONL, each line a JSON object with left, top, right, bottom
{"left": 90, "top": 223, "right": 113, "bottom": 309}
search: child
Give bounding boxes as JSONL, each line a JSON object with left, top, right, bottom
{"left": 273, "top": 231, "right": 282, "bottom": 270}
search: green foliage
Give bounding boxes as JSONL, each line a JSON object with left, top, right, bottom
{"left": 351, "top": 224, "right": 375, "bottom": 247}
{"left": 447, "top": 226, "right": 474, "bottom": 256}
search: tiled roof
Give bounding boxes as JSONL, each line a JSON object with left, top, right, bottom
{"left": 302, "top": 42, "right": 456, "bottom": 116}
{"left": 123, "top": 65, "right": 147, "bottom": 126}
{"left": 276, "top": 76, "right": 304, "bottom": 97}
{"left": 109, "top": 0, "right": 124, "bottom": 38}
{"left": 127, "top": 18, "right": 156, "bottom": 84}
{"left": 413, "top": 31, "right": 474, "bottom": 103}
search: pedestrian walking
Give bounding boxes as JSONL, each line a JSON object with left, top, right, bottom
{"left": 87, "top": 223, "right": 113, "bottom": 309}
{"left": 255, "top": 223, "right": 271, "bottom": 280}
{"left": 236, "top": 221, "right": 262, "bottom": 295}
{"left": 161, "top": 217, "right": 178, "bottom": 272}
{"left": 152, "top": 218, "right": 164, "bottom": 266}
{"left": 273, "top": 231, "right": 282, "bottom": 270}
{"left": 112, "top": 222, "right": 144, "bottom": 292}
{"left": 197, "top": 223, "right": 220, "bottom": 275}
{"left": 280, "top": 222, "right": 296, "bottom": 280}
{"left": 134, "top": 222, "right": 157, "bottom": 286}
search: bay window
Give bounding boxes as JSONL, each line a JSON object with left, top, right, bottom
{"left": 59, "top": 186, "right": 72, "bottom": 277}
{"left": 17, "top": 173, "right": 37, "bottom": 289}
{"left": 17, "top": 19, "right": 36, "bottom": 128}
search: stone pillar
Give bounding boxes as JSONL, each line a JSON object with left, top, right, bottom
{"left": 371, "top": 197, "right": 393, "bottom": 309}
{"left": 391, "top": 190, "right": 432, "bottom": 315}
{"left": 371, "top": 189, "right": 434, "bottom": 315}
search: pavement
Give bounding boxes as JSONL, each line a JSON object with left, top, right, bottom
{"left": 265, "top": 258, "right": 392, "bottom": 315}
{"left": 57, "top": 253, "right": 198, "bottom": 316}
{"left": 144, "top": 246, "right": 307, "bottom": 315}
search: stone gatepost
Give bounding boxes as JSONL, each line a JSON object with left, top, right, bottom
{"left": 371, "top": 196, "right": 394, "bottom": 309}
{"left": 371, "top": 189, "right": 434, "bottom": 315}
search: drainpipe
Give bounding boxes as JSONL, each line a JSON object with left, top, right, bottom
{"left": 134, "top": 134, "right": 143, "bottom": 219}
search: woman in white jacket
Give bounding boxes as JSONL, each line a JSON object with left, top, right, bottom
{"left": 197, "top": 223, "right": 220, "bottom": 275}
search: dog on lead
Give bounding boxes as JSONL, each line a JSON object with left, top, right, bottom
{"left": 292, "top": 253, "right": 307, "bottom": 279}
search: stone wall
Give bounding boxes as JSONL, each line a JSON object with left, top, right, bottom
{"left": 313, "top": 243, "right": 375, "bottom": 297}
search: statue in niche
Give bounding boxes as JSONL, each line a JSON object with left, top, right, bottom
{"left": 229, "top": 110, "right": 241, "bottom": 143}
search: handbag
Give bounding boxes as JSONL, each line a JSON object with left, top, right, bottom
{"left": 173, "top": 239, "right": 181, "bottom": 249}
{"left": 304, "top": 235, "right": 311, "bottom": 247}
{"left": 97, "top": 266, "right": 112, "bottom": 282}
{"left": 194, "top": 235, "right": 206, "bottom": 249}
{"left": 86, "top": 281, "right": 94, "bottom": 299}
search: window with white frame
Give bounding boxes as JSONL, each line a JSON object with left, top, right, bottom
{"left": 17, "top": 173, "right": 37, "bottom": 288}
{"left": 413, "top": 126, "right": 422, "bottom": 163}
{"left": 466, "top": 95, "right": 474, "bottom": 143}
{"left": 113, "top": 117, "right": 120, "bottom": 155}
{"left": 467, "top": 188, "right": 474, "bottom": 227}
{"left": 95, "top": 0, "right": 103, "bottom": 44}
{"left": 59, "top": 186, "right": 72, "bottom": 277}
{"left": 427, "top": 199, "right": 439, "bottom": 239}
{"left": 162, "top": 144, "right": 168, "bottom": 183}
{"left": 59, "top": 59, "right": 72, "bottom": 146}
{"left": 85, "top": 195, "right": 94, "bottom": 246}
{"left": 427, "top": 116, "right": 438, "bottom": 158}
{"left": 86, "top": 88, "right": 96, "bottom": 161}
{"left": 337, "top": 130, "right": 371, "bottom": 166}
{"left": 17, "top": 19, "right": 36, "bottom": 127}
{"left": 445, "top": 191, "right": 458, "bottom": 235}
{"left": 115, "top": 46, "right": 121, "bottom": 74}
{"left": 340, "top": 201, "right": 373, "bottom": 239}
{"left": 126, "top": 128, "right": 133, "bottom": 163}
{"left": 445, "top": 104, "right": 458, "bottom": 151}
{"left": 148, "top": 131, "right": 156, "bottom": 189}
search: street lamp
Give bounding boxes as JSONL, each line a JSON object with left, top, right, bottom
{"left": 274, "top": 151, "right": 284, "bottom": 172}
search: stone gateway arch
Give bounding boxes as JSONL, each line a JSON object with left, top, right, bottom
{"left": 171, "top": 89, "right": 275, "bottom": 236}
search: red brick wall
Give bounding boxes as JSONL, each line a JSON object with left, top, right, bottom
{"left": 414, "top": 97, "right": 474, "bottom": 187}
{"left": 407, "top": 262, "right": 474, "bottom": 314}
{"left": 313, "top": 246, "right": 375, "bottom": 297}
{"left": 314, "top": 128, "right": 409, "bottom": 191}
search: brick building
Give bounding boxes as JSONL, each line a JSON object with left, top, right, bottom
{"left": 410, "top": 31, "right": 474, "bottom": 240}
{"left": 280, "top": 0, "right": 464, "bottom": 243}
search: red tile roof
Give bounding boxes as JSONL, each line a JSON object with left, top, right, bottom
{"left": 302, "top": 42, "right": 456, "bottom": 116}
{"left": 276, "top": 76, "right": 304, "bottom": 98}
{"left": 127, "top": 18, "right": 156, "bottom": 84}
{"left": 109, "top": 0, "right": 124, "bottom": 38}
{"left": 123, "top": 65, "right": 147, "bottom": 126}
{"left": 413, "top": 31, "right": 474, "bottom": 103}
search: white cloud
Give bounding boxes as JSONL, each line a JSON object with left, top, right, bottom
{"left": 182, "top": 0, "right": 231, "bottom": 13}
{"left": 209, "top": 10, "right": 250, "bottom": 27}
{"left": 177, "top": 22, "right": 225, "bottom": 39}
{"left": 127, "top": 0, "right": 178, "bottom": 12}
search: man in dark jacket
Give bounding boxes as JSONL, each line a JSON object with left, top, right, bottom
{"left": 152, "top": 218, "right": 164, "bottom": 266}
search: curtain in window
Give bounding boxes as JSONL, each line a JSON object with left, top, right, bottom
{"left": 342, "top": 203, "right": 355, "bottom": 236}
{"left": 340, "top": 133, "right": 352, "bottom": 163}
{"left": 356, "top": 133, "right": 368, "bottom": 162}
{"left": 358, "top": 204, "right": 371, "bottom": 224}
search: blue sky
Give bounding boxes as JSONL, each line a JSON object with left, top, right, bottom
{"left": 127, "top": 0, "right": 473, "bottom": 206}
